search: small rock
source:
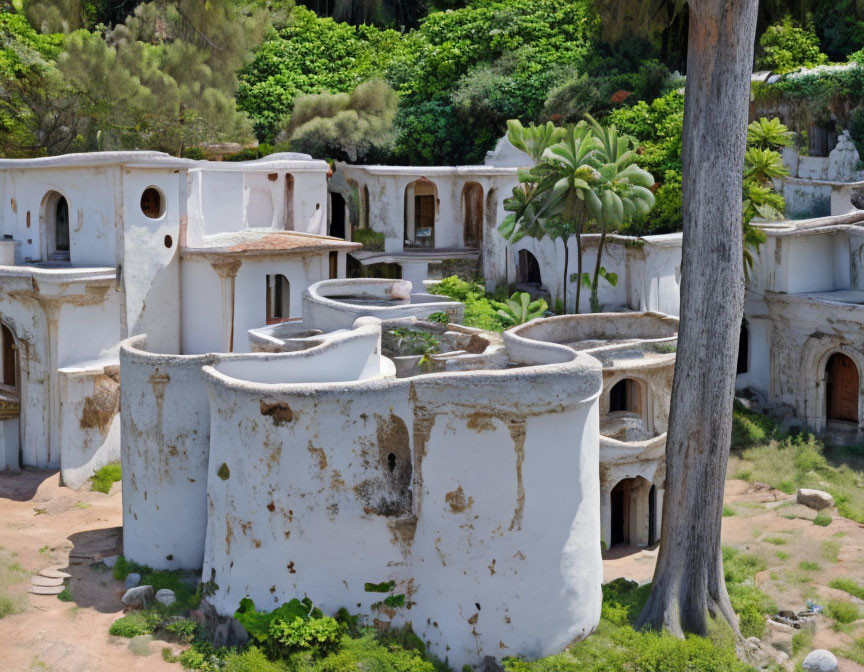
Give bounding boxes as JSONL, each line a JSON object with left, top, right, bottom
{"left": 125, "top": 573, "right": 141, "bottom": 589}
{"left": 797, "top": 489, "right": 835, "bottom": 511}
{"left": 155, "top": 589, "right": 176, "bottom": 606}
{"left": 777, "top": 610, "right": 796, "bottom": 620}
{"left": 801, "top": 649, "right": 838, "bottom": 672}
{"left": 102, "top": 555, "right": 118, "bottom": 568}
{"left": 121, "top": 585, "right": 154, "bottom": 607}
{"left": 39, "top": 568, "right": 71, "bottom": 579}
{"left": 213, "top": 622, "right": 230, "bottom": 648}
{"left": 29, "top": 584, "right": 64, "bottom": 595}
{"left": 31, "top": 576, "right": 65, "bottom": 588}
{"left": 229, "top": 618, "right": 249, "bottom": 647}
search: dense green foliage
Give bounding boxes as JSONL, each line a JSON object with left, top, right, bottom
{"left": 757, "top": 15, "right": 828, "bottom": 73}
{"left": 427, "top": 275, "right": 507, "bottom": 331}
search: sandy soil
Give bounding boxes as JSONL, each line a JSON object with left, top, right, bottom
{"left": 2, "top": 470, "right": 864, "bottom": 671}
{"left": 605, "top": 479, "right": 864, "bottom": 671}
{"left": 0, "top": 469, "right": 178, "bottom": 672}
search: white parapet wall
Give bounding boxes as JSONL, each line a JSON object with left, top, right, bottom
{"left": 301, "top": 278, "right": 464, "bottom": 332}
{"left": 201, "top": 323, "right": 602, "bottom": 669}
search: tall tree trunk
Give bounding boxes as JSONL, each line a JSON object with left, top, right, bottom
{"left": 636, "top": 0, "right": 758, "bottom": 637}
{"left": 574, "top": 231, "right": 583, "bottom": 314}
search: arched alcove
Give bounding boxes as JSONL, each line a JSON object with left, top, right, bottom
{"left": 330, "top": 192, "right": 346, "bottom": 239}
{"left": 404, "top": 178, "right": 437, "bottom": 249}
{"left": 609, "top": 378, "right": 644, "bottom": 415}
{"left": 462, "top": 182, "right": 483, "bottom": 248}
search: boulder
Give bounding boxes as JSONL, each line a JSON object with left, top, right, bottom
{"left": 155, "top": 589, "right": 176, "bottom": 606}
{"left": 125, "top": 572, "right": 141, "bottom": 589}
{"left": 801, "top": 649, "right": 838, "bottom": 672}
{"left": 121, "top": 585, "right": 154, "bottom": 608}
{"left": 796, "top": 489, "right": 835, "bottom": 511}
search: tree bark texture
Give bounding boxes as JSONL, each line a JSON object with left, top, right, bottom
{"left": 636, "top": 0, "right": 759, "bottom": 637}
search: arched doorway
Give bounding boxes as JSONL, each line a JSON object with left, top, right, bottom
{"left": 42, "top": 191, "right": 70, "bottom": 261}
{"left": 330, "top": 192, "right": 346, "bottom": 239}
{"left": 826, "top": 353, "right": 859, "bottom": 423}
{"left": 404, "top": 179, "right": 437, "bottom": 249}
{"left": 462, "top": 182, "right": 483, "bottom": 248}
{"left": 737, "top": 319, "right": 749, "bottom": 375}
{"left": 517, "top": 250, "right": 542, "bottom": 285}
{"left": 610, "top": 476, "right": 652, "bottom": 547}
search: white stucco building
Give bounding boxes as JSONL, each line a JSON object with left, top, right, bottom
{"left": 120, "top": 280, "right": 606, "bottom": 668}
{"left": 329, "top": 141, "right": 683, "bottom": 316}
{"left": 738, "top": 211, "right": 864, "bottom": 442}
{"left": 0, "top": 151, "right": 357, "bottom": 483}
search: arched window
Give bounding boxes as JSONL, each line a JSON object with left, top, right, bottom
{"left": 517, "top": 249, "right": 542, "bottom": 285}
{"left": 826, "top": 353, "right": 859, "bottom": 423}
{"left": 404, "top": 178, "right": 437, "bottom": 249}
{"left": 462, "top": 182, "right": 483, "bottom": 248}
{"left": 609, "top": 378, "right": 643, "bottom": 415}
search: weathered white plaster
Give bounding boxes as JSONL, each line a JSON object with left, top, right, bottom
{"left": 0, "top": 151, "right": 352, "bottom": 481}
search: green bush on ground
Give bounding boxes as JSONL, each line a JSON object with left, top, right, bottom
{"left": 90, "top": 462, "right": 122, "bottom": 494}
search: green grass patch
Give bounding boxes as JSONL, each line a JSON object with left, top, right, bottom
{"left": 776, "top": 552, "right": 790, "bottom": 561}
{"left": 821, "top": 540, "right": 841, "bottom": 563}
{"left": 56, "top": 587, "right": 72, "bottom": 602}
{"left": 798, "top": 561, "right": 820, "bottom": 572}
{"left": 829, "top": 578, "right": 864, "bottom": 601}
{"left": 90, "top": 462, "right": 122, "bottom": 494}
{"left": 826, "top": 599, "right": 861, "bottom": 624}
{"left": 763, "top": 536, "right": 787, "bottom": 545}
{"left": 111, "top": 556, "right": 198, "bottom": 610}
{"left": 722, "top": 506, "right": 736, "bottom": 517}
{"left": 109, "top": 611, "right": 161, "bottom": 637}
{"left": 814, "top": 512, "right": 832, "bottom": 527}
{"left": 792, "top": 630, "right": 813, "bottom": 657}
{"left": 0, "top": 548, "right": 27, "bottom": 619}
{"left": 728, "top": 428, "right": 864, "bottom": 523}
{"left": 840, "top": 637, "right": 864, "bottom": 666}
{"left": 723, "top": 547, "right": 766, "bottom": 584}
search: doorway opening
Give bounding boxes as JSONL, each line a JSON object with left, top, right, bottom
{"left": 826, "top": 352, "right": 859, "bottom": 423}
{"left": 462, "top": 182, "right": 483, "bottom": 248}
{"left": 609, "top": 378, "right": 643, "bottom": 415}
{"left": 404, "top": 179, "right": 437, "bottom": 249}
{"left": 610, "top": 476, "right": 651, "bottom": 547}
{"left": 737, "top": 319, "right": 749, "bottom": 375}
{"left": 330, "top": 192, "right": 346, "bottom": 239}
{"left": 517, "top": 249, "right": 542, "bottom": 285}
{"left": 265, "top": 274, "right": 290, "bottom": 324}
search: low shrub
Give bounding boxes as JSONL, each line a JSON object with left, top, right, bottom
{"left": 829, "top": 578, "right": 864, "bottom": 600}
{"left": 109, "top": 611, "right": 162, "bottom": 638}
{"left": 90, "top": 462, "right": 122, "bottom": 494}
{"left": 799, "top": 561, "right": 820, "bottom": 571}
{"left": 0, "top": 549, "right": 27, "bottom": 619}
{"left": 728, "top": 584, "right": 776, "bottom": 638}
{"left": 757, "top": 15, "right": 829, "bottom": 73}
{"left": 827, "top": 599, "right": 861, "bottom": 624}
{"left": 427, "top": 276, "right": 506, "bottom": 332}
{"left": 723, "top": 546, "right": 767, "bottom": 584}
{"left": 731, "top": 401, "right": 776, "bottom": 451}
{"left": 351, "top": 228, "right": 385, "bottom": 251}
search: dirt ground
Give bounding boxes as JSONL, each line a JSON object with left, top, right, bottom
{"left": 606, "top": 479, "right": 864, "bottom": 671}
{"left": 2, "top": 471, "right": 864, "bottom": 671}
{"left": 0, "top": 469, "right": 177, "bottom": 672}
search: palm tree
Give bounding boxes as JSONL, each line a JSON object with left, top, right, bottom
{"left": 586, "top": 116, "right": 656, "bottom": 312}
{"left": 500, "top": 123, "right": 602, "bottom": 312}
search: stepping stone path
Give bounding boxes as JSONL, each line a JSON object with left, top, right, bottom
{"left": 28, "top": 567, "right": 71, "bottom": 595}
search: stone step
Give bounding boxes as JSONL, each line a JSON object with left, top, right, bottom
{"left": 29, "top": 584, "right": 65, "bottom": 595}
{"left": 39, "top": 568, "right": 71, "bottom": 579}
{"left": 31, "top": 576, "right": 65, "bottom": 587}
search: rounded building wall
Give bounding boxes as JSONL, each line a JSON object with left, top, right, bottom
{"left": 199, "top": 326, "right": 603, "bottom": 669}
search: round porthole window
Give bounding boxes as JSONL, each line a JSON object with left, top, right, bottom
{"left": 140, "top": 187, "right": 165, "bottom": 219}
